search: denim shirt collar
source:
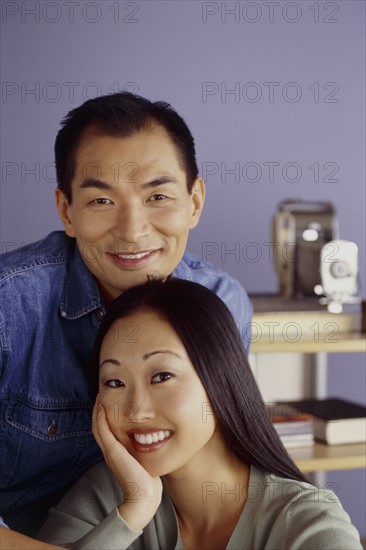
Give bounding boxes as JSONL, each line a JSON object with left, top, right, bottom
{"left": 59, "top": 245, "right": 189, "bottom": 320}
{"left": 59, "top": 240, "right": 104, "bottom": 320}
{"left": 171, "top": 254, "right": 192, "bottom": 280}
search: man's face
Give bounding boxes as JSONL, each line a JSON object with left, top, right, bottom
{"left": 56, "top": 124, "right": 205, "bottom": 301}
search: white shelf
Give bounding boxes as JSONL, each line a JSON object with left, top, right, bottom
{"left": 250, "top": 298, "right": 365, "bottom": 472}
{"left": 251, "top": 332, "right": 366, "bottom": 353}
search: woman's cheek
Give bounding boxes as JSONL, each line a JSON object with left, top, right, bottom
{"left": 167, "top": 393, "right": 200, "bottom": 423}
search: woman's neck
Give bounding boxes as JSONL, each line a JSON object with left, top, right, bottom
{"left": 163, "top": 440, "right": 250, "bottom": 541}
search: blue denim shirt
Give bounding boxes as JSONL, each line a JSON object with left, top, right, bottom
{"left": 0, "top": 231, "right": 252, "bottom": 535}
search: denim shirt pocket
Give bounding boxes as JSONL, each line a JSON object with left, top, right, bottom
{"left": 1, "top": 396, "right": 95, "bottom": 494}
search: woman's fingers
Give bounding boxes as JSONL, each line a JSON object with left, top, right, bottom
{"left": 92, "top": 400, "right": 140, "bottom": 479}
{"left": 91, "top": 396, "right": 163, "bottom": 531}
{"left": 92, "top": 397, "right": 105, "bottom": 450}
{"left": 93, "top": 402, "right": 115, "bottom": 448}
{"left": 93, "top": 401, "right": 130, "bottom": 470}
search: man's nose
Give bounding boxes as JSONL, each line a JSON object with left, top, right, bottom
{"left": 112, "top": 201, "right": 150, "bottom": 246}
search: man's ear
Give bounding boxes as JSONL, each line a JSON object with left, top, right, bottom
{"left": 189, "top": 177, "right": 206, "bottom": 229}
{"left": 55, "top": 188, "right": 76, "bottom": 238}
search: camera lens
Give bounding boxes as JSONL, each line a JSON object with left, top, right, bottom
{"left": 330, "top": 261, "right": 349, "bottom": 279}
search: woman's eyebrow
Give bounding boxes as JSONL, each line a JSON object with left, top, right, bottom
{"left": 142, "top": 350, "right": 183, "bottom": 360}
{"left": 99, "top": 350, "right": 183, "bottom": 369}
{"left": 99, "top": 358, "right": 121, "bottom": 369}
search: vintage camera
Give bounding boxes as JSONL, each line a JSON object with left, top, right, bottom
{"left": 316, "top": 240, "right": 359, "bottom": 308}
{"left": 273, "top": 199, "right": 339, "bottom": 297}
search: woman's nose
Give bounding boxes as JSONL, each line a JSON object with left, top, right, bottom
{"left": 122, "top": 388, "right": 158, "bottom": 424}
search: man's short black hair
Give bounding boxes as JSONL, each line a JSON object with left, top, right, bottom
{"left": 55, "top": 92, "right": 199, "bottom": 202}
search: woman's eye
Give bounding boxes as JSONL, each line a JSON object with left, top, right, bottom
{"left": 104, "top": 379, "right": 124, "bottom": 388}
{"left": 151, "top": 372, "right": 173, "bottom": 384}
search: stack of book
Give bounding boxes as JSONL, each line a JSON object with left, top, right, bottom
{"left": 267, "top": 403, "right": 314, "bottom": 449}
{"left": 283, "top": 398, "right": 366, "bottom": 446}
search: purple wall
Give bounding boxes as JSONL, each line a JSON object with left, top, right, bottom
{"left": 1, "top": 0, "right": 365, "bottom": 536}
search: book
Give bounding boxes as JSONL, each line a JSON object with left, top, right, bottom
{"left": 283, "top": 398, "right": 366, "bottom": 445}
{"left": 279, "top": 433, "right": 314, "bottom": 449}
{"left": 266, "top": 403, "right": 314, "bottom": 449}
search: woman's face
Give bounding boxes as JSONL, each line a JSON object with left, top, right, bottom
{"left": 98, "top": 309, "right": 221, "bottom": 477}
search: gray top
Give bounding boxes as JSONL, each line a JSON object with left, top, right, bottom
{"left": 38, "top": 461, "right": 362, "bottom": 549}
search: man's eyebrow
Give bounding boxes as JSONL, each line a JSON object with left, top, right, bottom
{"left": 79, "top": 178, "right": 113, "bottom": 191}
{"left": 141, "top": 176, "right": 178, "bottom": 189}
{"left": 78, "top": 176, "right": 178, "bottom": 191}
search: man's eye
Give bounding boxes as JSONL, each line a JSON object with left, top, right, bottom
{"left": 151, "top": 372, "right": 173, "bottom": 384}
{"left": 105, "top": 379, "right": 124, "bottom": 388}
{"left": 149, "top": 194, "right": 168, "bottom": 202}
{"left": 93, "top": 198, "right": 113, "bottom": 205}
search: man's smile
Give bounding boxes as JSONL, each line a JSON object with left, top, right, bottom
{"left": 108, "top": 249, "right": 161, "bottom": 268}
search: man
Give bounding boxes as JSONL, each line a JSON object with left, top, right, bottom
{"left": 0, "top": 92, "right": 252, "bottom": 537}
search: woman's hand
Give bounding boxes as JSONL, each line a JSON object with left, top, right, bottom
{"left": 92, "top": 396, "right": 163, "bottom": 531}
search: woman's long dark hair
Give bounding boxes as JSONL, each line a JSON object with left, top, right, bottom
{"left": 91, "top": 278, "right": 307, "bottom": 483}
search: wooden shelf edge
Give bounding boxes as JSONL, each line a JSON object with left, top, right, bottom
{"left": 289, "top": 442, "right": 366, "bottom": 472}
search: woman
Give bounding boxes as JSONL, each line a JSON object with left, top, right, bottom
{"left": 37, "top": 279, "right": 362, "bottom": 549}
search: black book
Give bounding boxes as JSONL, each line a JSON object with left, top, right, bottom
{"left": 282, "top": 398, "right": 366, "bottom": 445}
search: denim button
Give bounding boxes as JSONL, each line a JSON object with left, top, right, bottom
{"left": 47, "top": 421, "right": 57, "bottom": 435}
{"left": 95, "top": 309, "right": 104, "bottom": 321}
